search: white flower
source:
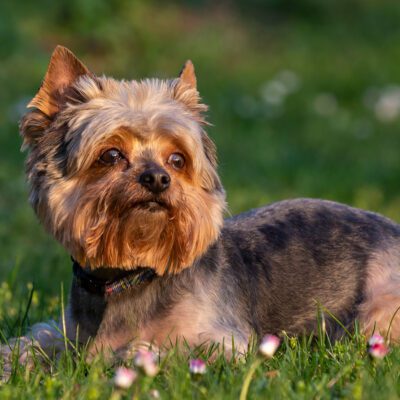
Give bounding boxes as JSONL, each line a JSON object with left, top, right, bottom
{"left": 134, "top": 349, "right": 159, "bottom": 377}
{"left": 259, "top": 334, "right": 280, "bottom": 358}
{"left": 368, "top": 333, "right": 385, "bottom": 346}
{"left": 189, "top": 358, "right": 207, "bottom": 375}
{"left": 374, "top": 86, "right": 400, "bottom": 122}
{"left": 260, "top": 70, "right": 301, "bottom": 106}
{"left": 114, "top": 367, "right": 137, "bottom": 389}
{"left": 276, "top": 70, "right": 301, "bottom": 93}
{"left": 261, "top": 80, "right": 288, "bottom": 105}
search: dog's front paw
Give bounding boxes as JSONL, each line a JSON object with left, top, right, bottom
{"left": 0, "top": 336, "right": 35, "bottom": 382}
{"left": 0, "top": 322, "right": 66, "bottom": 381}
{"left": 0, "top": 342, "right": 13, "bottom": 382}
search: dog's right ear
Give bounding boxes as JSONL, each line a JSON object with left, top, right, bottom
{"left": 28, "top": 45, "right": 91, "bottom": 117}
{"left": 20, "top": 46, "right": 91, "bottom": 150}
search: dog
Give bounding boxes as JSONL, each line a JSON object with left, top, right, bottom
{"left": 3, "top": 45, "right": 400, "bottom": 370}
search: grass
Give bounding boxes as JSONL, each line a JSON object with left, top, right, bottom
{"left": 1, "top": 325, "right": 400, "bottom": 399}
{"left": 2, "top": 0, "right": 400, "bottom": 398}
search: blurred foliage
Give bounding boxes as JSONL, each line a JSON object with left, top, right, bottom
{"left": 1, "top": 0, "right": 400, "bottom": 295}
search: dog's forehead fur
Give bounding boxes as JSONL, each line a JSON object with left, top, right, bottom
{"left": 60, "top": 75, "right": 208, "bottom": 174}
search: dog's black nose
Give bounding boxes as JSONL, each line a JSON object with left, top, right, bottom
{"left": 139, "top": 168, "right": 171, "bottom": 193}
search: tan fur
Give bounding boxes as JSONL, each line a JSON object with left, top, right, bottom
{"left": 179, "top": 60, "right": 197, "bottom": 89}
{"left": 29, "top": 46, "right": 91, "bottom": 117}
{"left": 141, "top": 295, "right": 248, "bottom": 353}
{"left": 359, "top": 247, "right": 400, "bottom": 341}
{"left": 20, "top": 47, "right": 226, "bottom": 275}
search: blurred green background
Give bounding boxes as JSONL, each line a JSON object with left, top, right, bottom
{"left": 1, "top": 0, "right": 400, "bottom": 332}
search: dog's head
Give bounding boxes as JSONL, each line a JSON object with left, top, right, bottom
{"left": 20, "top": 46, "right": 225, "bottom": 274}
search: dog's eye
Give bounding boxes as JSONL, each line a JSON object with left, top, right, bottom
{"left": 99, "top": 148, "right": 124, "bottom": 165}
{"left": 168, "top": 153, "right": 185, "bottom": 170}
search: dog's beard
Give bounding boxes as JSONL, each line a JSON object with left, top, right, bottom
{"left": 44, "top": 179, "right": 224, "bottom": 275}
{"left": 84, "top": 204, "right": 172, "bottom": 270}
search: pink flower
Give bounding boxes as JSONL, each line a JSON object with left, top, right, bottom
{"left": 114, "top": 367, "right": 137, "bottom": 389}
{"left": 368, "top": 333, "right": 385, "bottom": 346}
{"left": 368, "top": 334, "right": 389, "bottom": 359}
{"left": 369, "top": 343, "right": 389, "bottom": 359}
{"left": 368, "top": 333, "right": 389, "bottom": 358}
{"left": 189, "top": 358, "right": 207, "bottom": 375}
{"left": 259, "top": 334, "right": 280, "bottom": 358}
{"left": 134, "top": 349, "right": 159, "bottom": 377}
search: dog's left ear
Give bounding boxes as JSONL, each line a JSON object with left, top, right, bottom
{"left": 174, "top": 60, "right": 208, "bottom": 119}
{"left": 28, "top": 45, "right": 92, "bottom": 117}
{"left": 176, "top": 62, "right": 218, "bottom": 178}
{"left": 179, "top": 60, "right": 197, "bottom": 89}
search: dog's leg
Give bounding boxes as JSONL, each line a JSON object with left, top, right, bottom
{"left": 1, "top": 307, "right": 79, "bottom": 380}
{"left": 1, "top": 321, "right": 63, "bottom": 380}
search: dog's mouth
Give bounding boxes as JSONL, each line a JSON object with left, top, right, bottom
{"left": 134, "top": 200, "right": 169, "bottom": 212}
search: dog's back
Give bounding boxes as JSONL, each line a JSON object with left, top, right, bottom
{"left": 210, "top": 198, "right": 400, "bottom": 339}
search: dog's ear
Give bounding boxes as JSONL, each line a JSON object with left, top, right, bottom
{"left": 28, "top": 45, "right": 91, "bottom": 117}
{"left": 174, "top": 60, "right": 208, "bottom": 118}
{"left": 179, "top": 60, "right": 197, "bottom": 89}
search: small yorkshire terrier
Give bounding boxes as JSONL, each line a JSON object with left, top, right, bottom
{"left": 3, "top": 46, "right": 400, "bottom": 368}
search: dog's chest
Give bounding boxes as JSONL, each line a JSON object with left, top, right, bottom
{"left": 75, "top": 287, "right": 249, "bottom": 352}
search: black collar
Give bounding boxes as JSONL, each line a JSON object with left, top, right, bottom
{"left": 72, "top": 259, "right": 157, "bottom": 296}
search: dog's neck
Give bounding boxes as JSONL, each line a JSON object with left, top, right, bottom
{"left": 72, "top": 259, "right": 157, "bottom": 297}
